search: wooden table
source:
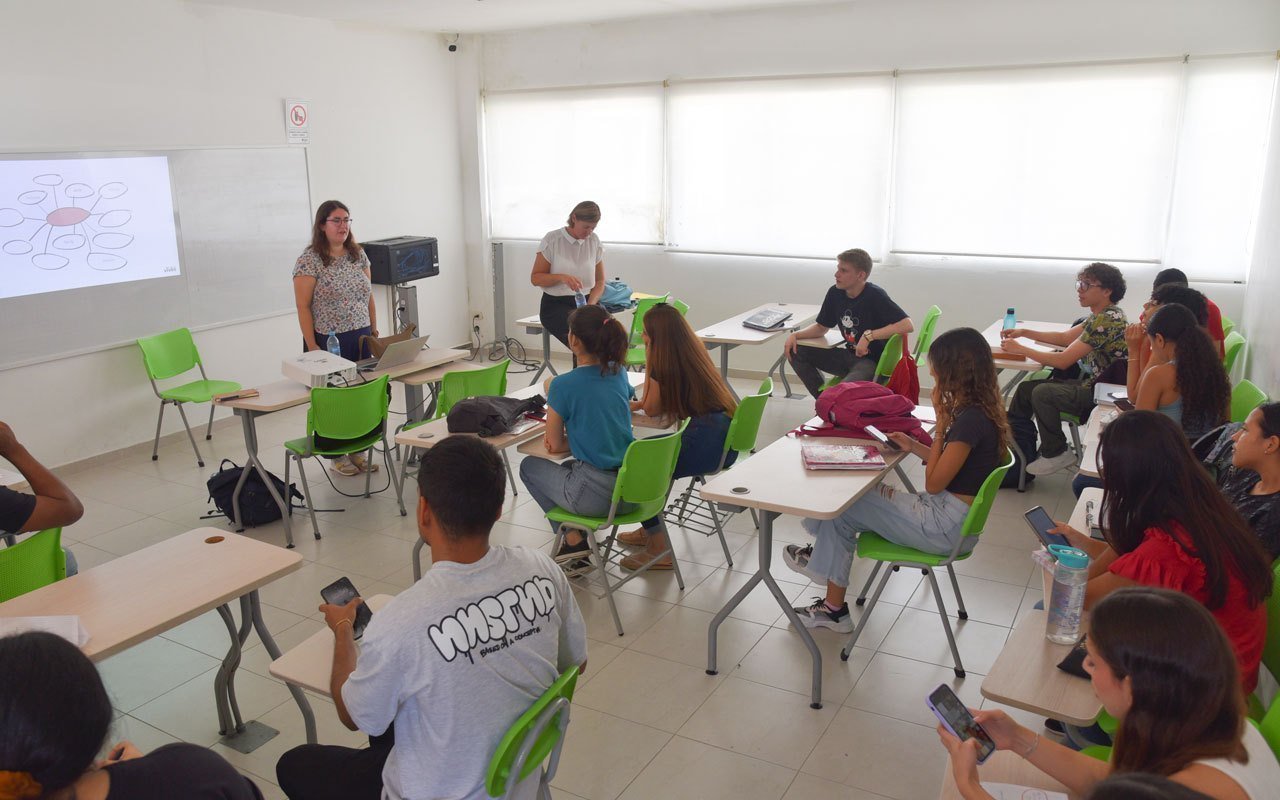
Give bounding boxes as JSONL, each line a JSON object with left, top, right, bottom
{"left": 980, "top": 610, "right": 1100, "bottom": 727}
{"left": 695, "top": 302, "right": 820, "bottom": 400}
{"left": 980, "top": 319, "right": 1073, "bottom": 395}
{"left": 701, "top": 415, "right": 928, "bottom": 708}
{"left": 216, "top": 348, "right": 469, "bottom": 547}
{"left": 938, "top": 751, "right": 1070, "bottom": 799}
{"left": 0, "top": 528, "right": 313, "bottom": 750}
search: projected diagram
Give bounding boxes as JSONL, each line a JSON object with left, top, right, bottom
{"left": 0, "top": 174, "right": 133, "bottom": 271}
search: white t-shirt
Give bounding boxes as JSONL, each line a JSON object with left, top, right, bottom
{"left": 1191, "top": 724, "right": 1280, "bottom": 799}
{"left": 341, "top": 545, "right": 588, "bottom": 800}
{"left": 537, "top": 227, "right": 603, "bottom": 297}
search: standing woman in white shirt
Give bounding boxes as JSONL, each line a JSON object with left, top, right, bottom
{"left": 531, "top": 201, "right": 605, "bottom": 348}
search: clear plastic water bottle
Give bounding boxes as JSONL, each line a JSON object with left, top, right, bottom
{"left": 1003, "top": 307, "right": 1017, "bottom": 331}
{"left": 574, "top": 291, "right": 586, "bottom": 308}
{"left": 1046, "top": 544, "right": 1090, "bottom": 644}
{"left": 326, "top": 331, "right": 341, "bottom": 357}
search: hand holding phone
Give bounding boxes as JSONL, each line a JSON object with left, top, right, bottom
{"left": 1024, "top": 506, "right": 1070, "bottom": 549}
{"left": 1113, "top": 398, "right": 1135, "bottom": 412}
{"left": 927, "top": 684, "right": 996, "bottom": 764}
{"left": 864, "top": 424, "right": 900, "bottom": 451}
{"left": 320, "top": 577, "right": 373, "bottom": 639}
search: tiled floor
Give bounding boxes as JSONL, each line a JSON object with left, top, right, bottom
{"left": 48, "top": 366, "right": 1081, "bottom": 800}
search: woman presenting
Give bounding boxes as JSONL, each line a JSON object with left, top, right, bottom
{"left": 531, "top": 201, "right": 605, "bottom": 348}
{"left": 293, "top": 200, "right": 377, "bottom": 360}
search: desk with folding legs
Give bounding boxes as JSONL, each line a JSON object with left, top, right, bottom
{"left": 696, "top": 302, "right": 820, "bottom": 401}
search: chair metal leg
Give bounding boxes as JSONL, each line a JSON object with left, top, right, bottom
{"left": 925, "top": 569, "right": 965, "bottom": 677}
{"left": 502, "top": 450, "right": 519, "bottom": 497}
{"left": 151, "top": 401, "right": 166, "bottom": 462}
{"left": 174, "top": 402, "right": 206, "bottom": 467}
{"left": 664, "top": 527, "right": 686, "bottom": 591}
{"left": 842, "top": 562, "right": 894, "bottom": 659}
{"left": 854, "top": 562, "right": 885, "bottom": 606}
{"left": 206, "top": 403, "right": 216, "bottom": 440}
{"left": 584, "top": 526, "right": 624, "bottom": 636}
{"left": 412, "top": 538, "right": 425, "bottom": 581}
{"left": 707, "top": 501, "right": 735, "bottom": 567}
{"left": 674, "top": 479, "right": 697, "bottom": 525}
{"left": 385, "top": 437, "right": 405, "bottom": 516}
{"left": 291, "top": 455, "right": 322, "bottom": 540}
{"left": 363, "top": 447, "right": 373, "bottom": 498}
{"left": 1068, "top": 423, "right": 1084, "bottom": 465}
{"left": 398, "top": 446, "right": 414, "bottom": 508}
{"left": 946, "top": 564, "right": 968, "bottom": 620}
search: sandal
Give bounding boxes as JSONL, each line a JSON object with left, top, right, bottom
{"left": 330, "top": 456, "right": 360, "bottom": 477}
{"left": 617, "top": 529, "right": 649, "bottom": 548}
{"left": 349, "top": 453, "right": 379, "bottom": 473}
{"left": 620, "top": 552, "right": 673, "bottom": 571}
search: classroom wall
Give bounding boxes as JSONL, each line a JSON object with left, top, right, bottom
{"left": 470, "top": 0, "right": 1273, "bottom": 376}
{"left": 0, "top": 0, "right": 469, "bottom": 466}
{"left": 1240, "top": 74, "right": 1280, "bottom": 399}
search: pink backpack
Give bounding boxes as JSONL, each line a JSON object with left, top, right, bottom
{"left": 796, "top": 381, "right": 932, "bottom": 445}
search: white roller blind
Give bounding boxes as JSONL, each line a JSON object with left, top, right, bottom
{"left": 484, "top": 86, "right": 663, "bottom": 242}
{"left": 892, "top": 62, "right": 1183, "bottom": 261}
{"left": 1164, "top": 57, "right": 1276, "bottom": 282}
{"left": 667, "top": 76, "right": 894, "bottom": 258}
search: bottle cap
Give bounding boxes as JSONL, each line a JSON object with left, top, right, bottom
{"left": 1047, "top": 544, "right": 1090, "bottom": 569}
{"left": 1006, "top": 307, "right": 1015, "bottom": 314}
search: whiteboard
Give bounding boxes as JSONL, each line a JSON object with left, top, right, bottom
{"left": 0, "top": 147, "right": 310, "bottom": 370}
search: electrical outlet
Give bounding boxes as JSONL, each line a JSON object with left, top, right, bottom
{"left": 472, "top": 312, "right": 484, "bottom": 321}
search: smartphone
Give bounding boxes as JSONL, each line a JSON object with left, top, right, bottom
{"left": 320, "top": 577, "right": 373, "bottom": 639}
{"left": 927, "top": 684, "right": 996, "bottom": 764}
{"left": 864, "top": 424, "right": 900, "bottom": 450}
{"left": 1024, "top": 505, "right": 1070, "bottom": 549}
{"left": 1113, "top": 398, "right": 1135, "bottom": 412}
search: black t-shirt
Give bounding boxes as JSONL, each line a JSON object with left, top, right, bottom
{"left": 942, "top": 406, "right": 1000, "bottom": 496}
{"left": 815, "top": 283, "right": 909, "bottom": 360}
{"left": 1217, "top": 466, "right": 1280, "bottom": 560}
{"left": 0, "top": 486, "right": 36, "bottom": 533}
{"left": 105, "top": 744, "right": 263, "bottom": 800}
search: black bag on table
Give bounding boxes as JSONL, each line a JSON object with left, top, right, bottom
{"left": 447, "top": 394, "right": 546, "bottom": 438}
{"left": 206, "top": 459, "right": 302, "bottom": 527}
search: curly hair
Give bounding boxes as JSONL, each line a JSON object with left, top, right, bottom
{"left": 927, "top": 327, "right": 1009, "bottom": 455}
{"left": 1144, "top": 303, "right": 1229, "bottom": 435}
{"left": 1080, "top": 262, "right": 1127, "bottom": 303}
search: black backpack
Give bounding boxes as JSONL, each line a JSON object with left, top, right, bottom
{"left": 206, "top": 459, "right": 303, "bottom": 527}
{"left": 447, "top": 394, "right": 546, "bottom": 437}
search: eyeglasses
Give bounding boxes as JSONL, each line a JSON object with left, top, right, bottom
{"left": 1076, "top": 280, "right": 1101, "bottom": 292}
{"left": 326, "top": 217, "right": 352, "bottom": 225}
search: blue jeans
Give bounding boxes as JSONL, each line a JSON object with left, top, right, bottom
{"left": 1072, "top": 473, "right": 1102, "bottom": 498}
{"left": 804, "top": 485, "right": 973, "bottom": 588}
{"left": 520, "top": 457, "right": 627, "bottom": 536}
{"left": 641, "top": 412, "right": 736, "bottom": 531}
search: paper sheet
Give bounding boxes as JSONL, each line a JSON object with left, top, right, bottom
{"left": 980, "top": 782, "right": 1067, "bottom": 800}
{"left": 0, "top": 615, "right": 90, "bottom": 647}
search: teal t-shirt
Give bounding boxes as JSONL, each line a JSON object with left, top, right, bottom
{"left": 547, "top": 365, "right": 634, "bottom": 470}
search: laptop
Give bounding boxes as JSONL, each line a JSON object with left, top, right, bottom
{"left": 742, "top": 307, "right": 794, "bottom": 332}
{"left": 356, "top": 335, "right": 431, "bottom": 372}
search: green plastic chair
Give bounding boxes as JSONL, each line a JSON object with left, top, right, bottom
{"left": 1223, "top": 331, "right": 1245, "bottom": 375}
{"left": 665, "top": 378, "right": 773, "bottom": 566}
{"left": 546, "top": 420, "right": 689, "bottom": 636}
{"left": 0, "top": 528, "right": 66, "bottom": 602}
{"left": 819, "top": 333, "right": 904, "bottom": 391}
{"left": 1231, "top": 379, "right": 1268, "bottom": 423}
{"left": 1247, "top": 560, "right": 1280, "bottom": 723}
{"left": 913, "top": 306, "right": 943, "bottom": 362}
{"left": 624, "top": 296, "right": 688, "bottom": 368}
{"left": 137, "top": 328, "right": 241, "bottom": 468}
{"left": 841, "top": 449, "right": 1016, "bottom": 677}
{"left": 1221, "top": 315, "right": 1236, "bottom": 337}
{"left": 484, "top": 665, "right": 579, "bottom": 799}
{"left": 284, "top": 375, "right": 403, "bottom": 544}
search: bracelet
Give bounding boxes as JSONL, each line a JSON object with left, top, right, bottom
{"left": 1021, "top": 732, "right": 1040, "bottom": 758}
{"left": 333, "top": 618, "right": 353, "bottom": 632}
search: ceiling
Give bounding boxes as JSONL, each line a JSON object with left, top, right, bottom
{"left": 189, "top": 0, "right": 849, "bottom": 34}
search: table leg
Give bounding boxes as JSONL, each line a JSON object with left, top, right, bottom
{"left": 406, "top": 383, "right": 427, "bottom": 426}
{"left": 528, "top": 328, "right": 560, "bottom": 386}
{"left": 707, "top": 510, "right": 823, "bottom": 708}
{"left": 248, "top": 589, "right": 318, "bottom": 745}
{"left": 231, "top": 408, "right": 296, "bottom": 547}
{"left": 713, "top": 343, "right": 741, "bottom": 401}
{"left": 213, "top": 603, "right": 244, "bottom": 735}
{"left": 1001, "top": 370, "right": 1029, "bottom": 399}
{"left": 766, "top": 353, "right": 802, "bottom": 399}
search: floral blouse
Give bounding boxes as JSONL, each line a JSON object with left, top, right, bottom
{"left": 293, "top": 247, "right": 372, "bottom": 334}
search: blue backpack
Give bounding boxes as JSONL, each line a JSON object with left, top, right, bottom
{"left": 599, "top": 279, "right": 634, "bottom": 312}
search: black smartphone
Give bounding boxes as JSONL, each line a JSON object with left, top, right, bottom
{"left": 864, "top": 424, "right": 900, "bottom": 450}
{"left": 320, "top": 577, "right": 372, "bottom": 639}
{"left": 1113, "top": 398, "right": 1135, "bottom": 412}
{"left": 1024, "top": 505, "right": 1069, "bottom": 549}
{"left": 926, "top": 684, "right": 996, "bottom": 764}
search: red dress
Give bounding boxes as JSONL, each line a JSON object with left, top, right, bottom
{"left": 1109, "top": 523, "right": 1265, "bottom": 693}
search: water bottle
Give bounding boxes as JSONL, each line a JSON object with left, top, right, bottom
{"left": 326, "top": 331, "right": 341, "bottom": 357}
{"left": 1046, "top": 544, "right": 1090, "bottom": 644}
{"left": 574, "top": 291, "right": 586, "bottom": 308}
{"left": 1003, "top": 307, "right": 1017, "bottom": 331}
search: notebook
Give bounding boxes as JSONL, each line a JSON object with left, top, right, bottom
{"left": 742, "top": 308, "right": 794, "bottom": 332}
{"left": 800, "top": 442, "right": 887, "bottom": 470}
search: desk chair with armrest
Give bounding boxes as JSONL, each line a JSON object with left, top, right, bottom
{"left": 137, "top": 328, "right": 241, "bottom": 468}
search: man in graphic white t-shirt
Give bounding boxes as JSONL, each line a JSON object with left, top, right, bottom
{"left": 276, "top": 436, "right": 588, "bottom": 800}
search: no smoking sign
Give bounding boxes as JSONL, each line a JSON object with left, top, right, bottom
{"left": 285, "top": 98, "right": 310, "bottom": 145}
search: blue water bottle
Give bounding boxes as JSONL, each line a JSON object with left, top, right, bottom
{"left": 326, "top": 331, "right": 341, "bottom": 357}
{"left": 1003, "top": 307, "right": 1017, "bottom": 331}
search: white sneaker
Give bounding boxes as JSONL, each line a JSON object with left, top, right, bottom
{"left": 1026, "top": 450, "right": 1077, "bottom": 476}
{"left": 783, "top": 544, "right": 825, "bottom": 584}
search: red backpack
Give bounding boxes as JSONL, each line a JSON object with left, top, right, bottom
{"left": 886, "top": 346, "right": 921, "bottom": 404}
{"left": 796, "top": 381, "right": 932, "bottom": 445}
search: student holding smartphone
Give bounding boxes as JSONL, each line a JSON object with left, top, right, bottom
{"left": 937, "top": 588, "right": 1280, "bottom": 800}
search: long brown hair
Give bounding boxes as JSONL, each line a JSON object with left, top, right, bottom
{"left": 927, "top": 327, "right": 1009, "bottom": 454}
{"left": 309, "top": 200, "right": 363, "bottom": 266}
{"left": 568, "top": 305, "right": 627, "bottom": 375}
{"left": 1099, "top": 411, "right": 1272, "bottom": 609}
{"left": 643, "top": 303, "right": 737, "bottom": 420}
{"left": 1093, "top": 588, "right": 1248, "bottom": 775}
{"left": 1144, "top": 303, "right": 1229, "bottom": 434}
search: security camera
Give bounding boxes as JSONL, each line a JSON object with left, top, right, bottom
{"left": 445, "top": 33, "right": 459, "bottom": 53}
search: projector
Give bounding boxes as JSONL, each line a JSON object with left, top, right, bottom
{"left": 282, "top": 352, "right": 358, "bottom": 389}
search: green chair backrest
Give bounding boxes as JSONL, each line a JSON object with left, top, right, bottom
{"left": 485, "top": 665, "right": 580, "bottom": 798}
{"left": 670, "top": 299, "right": 690, "bottom": 316}
{"left": 1260, "top": 695, "right": 1280, "bottom": 762}
{"left": 137, "top": 328, "right": 201, "bottom": 381}
{"left": 1230, "top": 380, "right": 1268, "bottom": 424}
{"left": 307, "top": 375, "right": 390, "bottom": 441}
{"left": 873, "top": 333, "right": 904, "bottom": 380}
{"left": 436, "top": 360, "right": 510, "bottom": 419}
{"left": 1260, "top": 562, "right": 1280, "bottom": 692}
{"left": 1223, "top": 331, "right": 1245, "bottom": 374}
{"left": 959, "top": 449, "right": 1016, "bottom": 538}
{"left": 627, "top": 295, "right": 670, "bottom": 347}
{"left": 724, "top": 378, "right": 772, "bottom": 458}
{"left": 913, "top": 305, "right": 942, "bottom": 361}
{"left": 0, "top": 528, "right": 67, "bottom": 602}
{"left": 609, "top": 420, "right": 688, "bottom": 520}
{"left": 1221, "top": 315, "right": 1236, "bottom": 337}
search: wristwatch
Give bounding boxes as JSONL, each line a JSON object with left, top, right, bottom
{"left": 863, "top": 330, "right": 875, "bottom": 342}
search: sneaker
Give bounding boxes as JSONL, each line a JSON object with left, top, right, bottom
{"left": 617, "top": 528, "right": 649, "bottom": 548}
{"left": 783, "top": 544, "right": 825, "bottom": 584}
{"left": 1026, "top": 450, "right": 1077, "bottom": 476}
{"left": 562, "top": 558, "right": 593, "bottom": 576}
{"left": 348, "top": 453, "right": 379, "bottom": 473}
{"left": 792, "top": 597, "right": 854, "bottom": 633}
{"left": 330, "top": 456, "right": 360, "bottom": 477}
{"left": 552, "top": 536, "right": 592, "bottom": 565}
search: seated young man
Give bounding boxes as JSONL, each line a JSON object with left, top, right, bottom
{"left": 276, "top": 435, "right": 588, "bottom": 800}
{"left": 0, "top": 421, "right": 84, "bottom": 574}
{"left": 784, "top": 248, "right": 913, "bottom": 398}
{"left": 1150, "top": 267, "right": 1226, "bottom": 358}
{"left": 1000, "top": 262, "right": 1128, "bottom": 476}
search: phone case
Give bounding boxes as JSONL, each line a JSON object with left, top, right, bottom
{"left": 926, "top": 685, "right": 995, "bottom": 764}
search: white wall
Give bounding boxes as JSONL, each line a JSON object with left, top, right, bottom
{"left": 1240, "top": 74, "right": 1280, "bottom": 398}
{"left": 473, "top": 0, "right": 1270, "bottom": 374}
{"left": 0, "top": 0, "right": 469, "bottom": 466}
